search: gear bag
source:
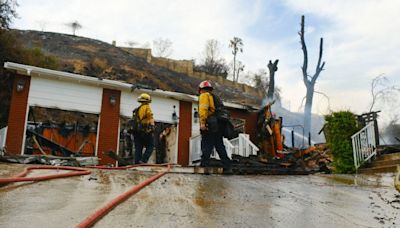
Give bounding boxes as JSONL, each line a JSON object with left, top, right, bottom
{"left": 210, "top": 93, "right": 230, "bottom": 122}
{"left": 129, "top": 107, "right": 142, "bottom": 133}
{"left": 223, "top": 120, "right": 236, "bottom": 139}
{"left": 130, "top": 106, "right": 154, "bottom": 134}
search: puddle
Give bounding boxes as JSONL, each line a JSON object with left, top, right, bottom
{"left": 326, "top": 175, "right": 356, "bottom": 185}
{"left": 1, "top": 164, "right": 399, "bottom": 227}
{"left": 321, "top": 173, "right": 396, "bottom": 188}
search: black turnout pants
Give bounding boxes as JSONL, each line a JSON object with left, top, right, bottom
{"left": 134, "top": 132, "right": 154, "bottom": 163}
{"left": 200, "top": 126, "right": 231, "bottom": 168}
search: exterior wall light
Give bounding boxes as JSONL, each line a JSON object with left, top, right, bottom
{"left": 109, "top": 94, "right": 116, "bottom": 106}
{"left": 172, "top": 105, "right": 179, "bottom": 125}
{"left": 193, "top": 108, "right": 199, "bottom": 123}
{"left": 17, "top": 79, "right": 26, "bottom": 92}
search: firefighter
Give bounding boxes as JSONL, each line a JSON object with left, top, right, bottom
{"left": 198, "top": 80, "right": 232, "bottom": 172}
{"left": 133, "top": 93, "right": 155, "bottom": 164}
{"left": 257, "top": 102, "right": 280, "bottom": 161}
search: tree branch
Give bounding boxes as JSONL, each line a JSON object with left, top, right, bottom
{"left": 298, "top": 96, "right": 306, "bottom": 112}
{"left": 311, "top": 38, "right": 325, "bottom": 85}
{"left": 316, "top": 38, "right": 324, "bottom": 71}
{"left": 299, "top": 15, "right": 309, "bottom": 86}
{"left": 314, "top": 90, "right": 331, "bottom": 111}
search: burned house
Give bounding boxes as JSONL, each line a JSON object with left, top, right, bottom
{"left": 1, "top": 62, "right": 259, "bottom": 166}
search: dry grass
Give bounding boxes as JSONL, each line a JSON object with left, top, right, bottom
{"left": 75, "top": 44, "right": 98, "bottom": 53}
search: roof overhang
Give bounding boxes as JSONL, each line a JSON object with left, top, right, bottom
{"left": 4, "top": 62, "right": 258, "bottom": 110}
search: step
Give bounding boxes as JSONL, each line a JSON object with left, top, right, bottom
{"left": 370, "top": 159, "right": 400, "bottom": 168}
{"left": 358, "top": 164, "right": 398, "bottom": 174}
{"left": 377, "top": 152, "right": 400, "bottom": 161}
{"left": 129, "top": 166, "right": 224, "bottom": 174}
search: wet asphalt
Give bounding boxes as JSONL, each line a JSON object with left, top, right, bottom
{"left": 0, "top": 163, "right": 399, "bottom": 228}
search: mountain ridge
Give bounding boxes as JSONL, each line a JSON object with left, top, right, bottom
{"left": 14, "top": 29, "right": 262, "bottom": 107}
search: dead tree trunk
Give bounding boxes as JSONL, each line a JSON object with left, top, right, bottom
{"left": 299, "top": 15, "right": 325, "bottom": 139}
{"left": 267, "top": 59, "right": 279, "bottom": 102}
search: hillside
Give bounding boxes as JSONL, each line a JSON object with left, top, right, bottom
{"left": 2, "top": 30, "right": 325, "bottom": 144}
{"left": 13, "top": 30, "right": 262, "bottom": 106}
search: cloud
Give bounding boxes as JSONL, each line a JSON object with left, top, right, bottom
{"left": 12, "top": 0, "right": 400, "bottom": 123}
{"left": 282, "top": 0, "right": 400, "bottom": 116}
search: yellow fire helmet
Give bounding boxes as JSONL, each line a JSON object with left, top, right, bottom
{"left": 137, "top": 93, "right": 151, "bottom": 103}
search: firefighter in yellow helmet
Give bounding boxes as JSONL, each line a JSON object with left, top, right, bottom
{"left": 132, "top": 93, "right": 155, "bottom": 164}
{"left": 198, "top": 80, "right": 231, "bottom": 172}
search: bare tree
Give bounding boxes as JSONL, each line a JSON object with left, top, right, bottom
{"left": 66, "top": 20, "right": 82, "bottom": 36}
{"left": 0, "top": 0, "right": 18, "bottom": 29}
{"left": 369, "top": 74, "right": 400, "bottom": 112}
{"left": 194, "top": 39, "right": 229, "bottom": 78}
{"left": 229, "top": 36, "right": 243, "bottom": 82}
{"left": 266, "top": 59, "right": 279, "bottom": 102}
{"left": 299, "top": 15, "right": 326, "bottom": 137}
{"left": 204, "top": 39, "right": 220, "bottom": 62}
{"left": 153, "top": 38, "right": 173, "bottom": 57}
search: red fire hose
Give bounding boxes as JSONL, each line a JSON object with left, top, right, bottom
{"left": 76, "top": 164, "right": 172, "bottom": 228}
{"left": 0, "top": 163, "right": 172, "bottom": 227}
{"left": 0, "top": 165, "right": 91, "bottom": 185}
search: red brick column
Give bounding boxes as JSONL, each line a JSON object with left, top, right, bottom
{"left": 6, "top": 74, "right": 31, "bottom": 155}
{"left": 97, "top": 89, "right": 121, "bottom": 165}
{"left": 177, "top": 101, "right": 192, "bottom": 166}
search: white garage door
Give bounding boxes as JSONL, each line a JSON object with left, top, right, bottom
{"left": 28, "top": 77, "right": 103, "bottom": 114}
{"left": 120, "top": 91, "right": 179, "bottom": 123}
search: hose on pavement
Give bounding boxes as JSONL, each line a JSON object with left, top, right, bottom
{"left": 76, "top": 163, "right": 172, "bottom": 228}
{"left": 0, "top": 165, "right": 91, "bottom": 185}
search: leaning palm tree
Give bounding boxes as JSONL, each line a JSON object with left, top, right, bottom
{"left": 229, "top": 37, "right": 243, "bottom": 82}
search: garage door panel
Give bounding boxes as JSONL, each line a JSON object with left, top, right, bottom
{"left": 28, "top": 77, "right": 102, "bottom": 114}
{"left": 120, "top": 91, "right": 179, "bottom": 123}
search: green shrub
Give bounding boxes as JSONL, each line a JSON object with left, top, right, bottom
{"left": 325, "top": 111, "right": 361, "bottom": 173}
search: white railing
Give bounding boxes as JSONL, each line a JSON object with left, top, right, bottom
{"left": 0, "top": 127, "right": 7, "bottom": 155}
{"left": 223, "top": 138, "right": 235, "bottom": 158}
{"left": 237, "top": 133, "right": 259, "bottom": 157}
{"left": 189, "top": 133, "right": 259, "bottom": 165}
{"left": 351, "top": 122, "right": 377, "bottom": 170}
{"left": 211, "top": 138, "right": 235, "bottom": 160}
{"left": 189, "top": 134, "right": 202, "bottom": 165}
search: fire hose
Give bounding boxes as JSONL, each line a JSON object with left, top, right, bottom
{"left": 0, "top": 165, "right": 91, "bottom": 185}
{"left": 76, "top": 163, "right": 172, "bottom": 228}
{"left": 0, "top": 163, "right": 172, "bottom": 227}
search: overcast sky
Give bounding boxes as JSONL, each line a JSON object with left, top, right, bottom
{"left": 11, "top": 0, "right": 400, "bottom": 122}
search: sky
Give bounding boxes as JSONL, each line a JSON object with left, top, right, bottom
{"left": 11, "top": 0, "right": 400, "bottom": 123}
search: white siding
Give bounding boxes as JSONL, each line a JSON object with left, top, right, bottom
{"left": 120, "top": 91, "right": 179, "bottom": 123}
{"left": 0, "top": 127, "right": 7, "bottom": 151}
{"left": 28, "top": 77, "right": 102, "bottom": 114}
{"left": 192, "top": 102, "right": 200, "bottom": 136}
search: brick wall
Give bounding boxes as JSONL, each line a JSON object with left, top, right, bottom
{"left": 6, "top": 74, "right": 31, "bottom": 155}
{"left": 177, "top": 100, "right": 192, "bottom": 166}
{"left": 97, "top": 89, "right": 121, "bottom": 165}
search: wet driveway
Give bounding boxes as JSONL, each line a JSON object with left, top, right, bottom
{"left": 1, "top": 163, "right": 399, "bottom": 227}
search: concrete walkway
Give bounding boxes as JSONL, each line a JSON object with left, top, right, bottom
{"left": 1, "top": 163, "right": 399, "bottom": 227}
